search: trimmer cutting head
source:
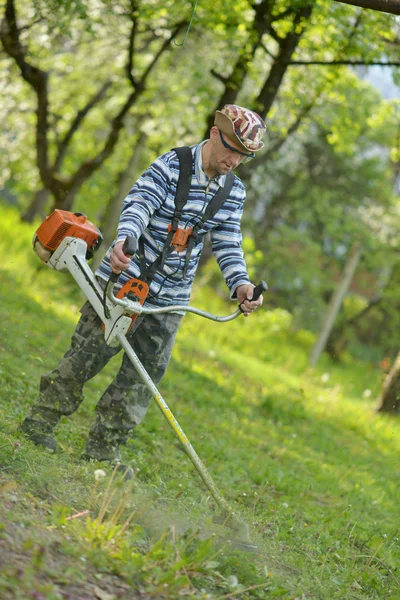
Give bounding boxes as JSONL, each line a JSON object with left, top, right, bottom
{"left": 34, "top": 209, "right": 102, "bottom": 261}
{"left": 214, "top": 511, "right": 258, "bottom": 552}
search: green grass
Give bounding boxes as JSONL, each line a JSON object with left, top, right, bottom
{"left": 0, "top": 204, "right": 399, "bottom": 599}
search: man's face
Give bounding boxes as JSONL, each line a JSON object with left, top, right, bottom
{"left": 209, "top": 128, "right": 248, "bottom": 175}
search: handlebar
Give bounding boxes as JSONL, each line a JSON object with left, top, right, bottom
{"left": 106, "top": 235, "right": 267, "bottom": 322}
{"left": 105, "top": 278, "right": 268, "bottom": 323}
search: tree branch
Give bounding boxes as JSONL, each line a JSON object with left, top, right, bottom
{"left": 126, "top": 0, "right": 139, "bottom": 87}
{"left": 256, "top": 3, "right": 314, "bottom": 120}
{"left": 1, "top": 0, "right": 185, "bottom": 209}
{"left": 241, "top": 95, "right": 318, "bottom": 175}
{"left": 270, "top": 7, "right": 296, "bottom": 22}
{"left": 288, "top": 59, "right": 400, "bottom": 66}
{"left": 54, "top": 79, "right": 113, "bottom": 169}
{"left": 267, "top": 24, "right": 284, "bottom": 44}
{"left": 266, "top": 99, "right": 317, "bottom": 157}
{"left": 205, "top": 0, "right": 275, "bottom": 134}
{"left": 380, "top": 34, "right": 400, "bottom": 46}
{"left": 260, "top": 42, "right": 276, "bottom": 60}
{"left": 20, "top": 17, "right": 43, "bottom": 31}
{"left": 138, "top": 21, "right": 186, "bottom": 85}
{"left": 210, "top": 68, "right": 228, "bottom": 84}
{"left": 333, "top": 0, "right": 400, "bottom": 15}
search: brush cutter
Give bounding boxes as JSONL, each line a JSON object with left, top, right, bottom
{"left": 33, "top": 210, "right": 267, "bottom": 549}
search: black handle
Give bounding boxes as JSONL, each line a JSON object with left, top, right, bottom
{"left": 109, "top": 271, "right": 120, "bottom": 283}
{"left": 108, "top": 236, "right": 137, "bottom": 284}
{"left": 251, "top": 280, "right": 268, "bottom": 302}
{"left": 122, "top": 235, "right": 138, "bottom": 257}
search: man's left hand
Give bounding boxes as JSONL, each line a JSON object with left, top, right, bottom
{"left": 235, "top": 283, "right": 263, "bottom": 317}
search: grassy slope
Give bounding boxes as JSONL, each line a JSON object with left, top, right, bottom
{"left": 0, "top": 205, "right": 399, "bottom": 600}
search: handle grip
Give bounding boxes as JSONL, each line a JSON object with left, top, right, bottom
{"left": 251, "top": 280, "right": 268, "bottom": 302}
{"left": 122, "top": 235, "right": 138, "bottom": 257}
{"left": 109, "top": 236, "right": 138, "bottom": 284}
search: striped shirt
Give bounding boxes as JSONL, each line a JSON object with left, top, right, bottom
{"left": 96, "top": 142, "right": 250, "bottom": 307}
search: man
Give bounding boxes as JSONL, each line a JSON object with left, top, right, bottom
{"left": 21, "top": 104, "right": 266, "bottom": 479}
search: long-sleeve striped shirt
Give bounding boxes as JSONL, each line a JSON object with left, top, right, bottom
{"left": 96, "top": 142, "right": 251, "bottom": 307}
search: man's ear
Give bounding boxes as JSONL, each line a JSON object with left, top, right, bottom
{"left": 209, "top": 126, "right": 219, "bottom": 140}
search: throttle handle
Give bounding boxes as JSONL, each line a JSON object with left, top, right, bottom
{"left": 251, "top": 281, "right": 268, "bottom": 302}
{"left": 122, "top": 235, "right": 138, "bottom": 257}
{"left": 109, "top": 236, "right": 137, "bottom": 284}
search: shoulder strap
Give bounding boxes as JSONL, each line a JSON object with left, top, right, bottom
{"left": 139, "top": 147, "right": 193, "bottom": 283}
{"left": 172, "top": 146, "right": 235, "bottom": 232}
{"left": 182, "top": 171, "right": 235, "bottom": 278}
{"left": 170, "top": 146, "right": 193, "bottom": 230}
{"left": 195, "top": 171, "right": 235, "bottom": 231}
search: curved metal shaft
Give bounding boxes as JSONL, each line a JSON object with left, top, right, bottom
{"left": 105, "top": 281, "right": 242, "bottom": 322}
{"left": 117, "top": 332, "right": 235, "bottom": 516}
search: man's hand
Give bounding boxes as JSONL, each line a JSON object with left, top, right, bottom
{"left": 110, "top": 240, "right": 132, "bottom": 274}
{"left": 235, "top": 283, "right": 263, "bottom": 317}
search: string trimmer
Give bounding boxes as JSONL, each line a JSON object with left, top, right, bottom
{"left": 33, "top": 209, "right": 267, "bottom": 549}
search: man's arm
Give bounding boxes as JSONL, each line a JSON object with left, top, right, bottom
{"left": 211, "top": 210, "right": 264, "bottom": 315}
{"left": 110, "top": 154, "right": 173, "bottom": 273}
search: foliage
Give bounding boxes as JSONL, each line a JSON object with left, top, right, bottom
{"left": 1, "top": 0, "right": 399, "bottom": 212}
{"left": 239, "top": 69, "right": 400, "bottom": 350}
{"left": 0, "top": 0, "right": 399, "bottom": 379}
{"left": 0, "top": 205, "right": 399, "bottom": 599}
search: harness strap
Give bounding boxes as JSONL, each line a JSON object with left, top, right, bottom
{"left": 171, "top": 146, "right": 192, "bottom": 230}
{"left": 182, "top": 170, "right": 234, "bottom": 277}
{"left": 138, "top": 235, "right": 166, "bottom": 284}
{"left": 139, "top": 147, "right": 235, "bottom": 283}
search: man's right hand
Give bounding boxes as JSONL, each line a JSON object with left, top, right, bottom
{"left": 110, "top": 240, "right": 132, "bottom": 274}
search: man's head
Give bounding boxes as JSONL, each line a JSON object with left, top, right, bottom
{"left": 202, "top": 105, "right": 266, "bottom": 178}
{"left": 214, "top": 104, "right": 266, "bottom": 154}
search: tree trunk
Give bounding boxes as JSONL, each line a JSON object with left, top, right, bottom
{"left": 21, "top": 188, "right": 50, "bottom": 223}
{"left": 90, "top": 135, "right": 146, "bottom": 272}
{"left": 325, "top": 263, "right": 393, "bottom": 360}
{"left": 376, "top": 351, "right": 400, "bottom": 413}
{"left": 309, "top": 242, "right": 363, "bottom": 366}
{"left": 204, "top": 0, "right": 274, "bottom": 135}
{"left": 256, "top": 4, "right": 314, "bottom": 120}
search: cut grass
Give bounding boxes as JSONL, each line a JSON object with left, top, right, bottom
{"left": 0, "top": 204, "right": 399, "bottom": 599}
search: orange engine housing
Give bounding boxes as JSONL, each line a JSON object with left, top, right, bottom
{"left": 35, "top": 210, "right": 102, "bottom": 259}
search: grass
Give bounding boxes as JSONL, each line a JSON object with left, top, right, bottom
{"left": 0, "top": 204, "right": 399, "bottom": 599}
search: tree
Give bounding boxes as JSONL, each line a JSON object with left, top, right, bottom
{"left": 239, "top": 75, "right": 399, "bottom": 349}
{"left": 0, "top": 0, "right": 185, "bottom": 215}
{"left": 309, "top": 243, "right": 362, "bottom": 365}
{"left": 376, "top": 351, "right": 400, "bottom": 413}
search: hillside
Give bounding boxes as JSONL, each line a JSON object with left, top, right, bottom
{"left": 0, "top": 206, "right": 399, "bottom": 600}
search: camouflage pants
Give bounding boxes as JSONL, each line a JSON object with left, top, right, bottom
{"left": 22, "top": 301, "right": 182, "bottom": 460}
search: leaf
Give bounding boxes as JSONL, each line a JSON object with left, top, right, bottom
{"left": 205, "top": 560, "right": 220, "bottom": 569}
{"left": 93, "top": 586, "right": 116, "bottom": 600}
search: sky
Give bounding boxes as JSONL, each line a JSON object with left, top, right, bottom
{"left": 361, "top": 66, "right": 400, "bottom": 99}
